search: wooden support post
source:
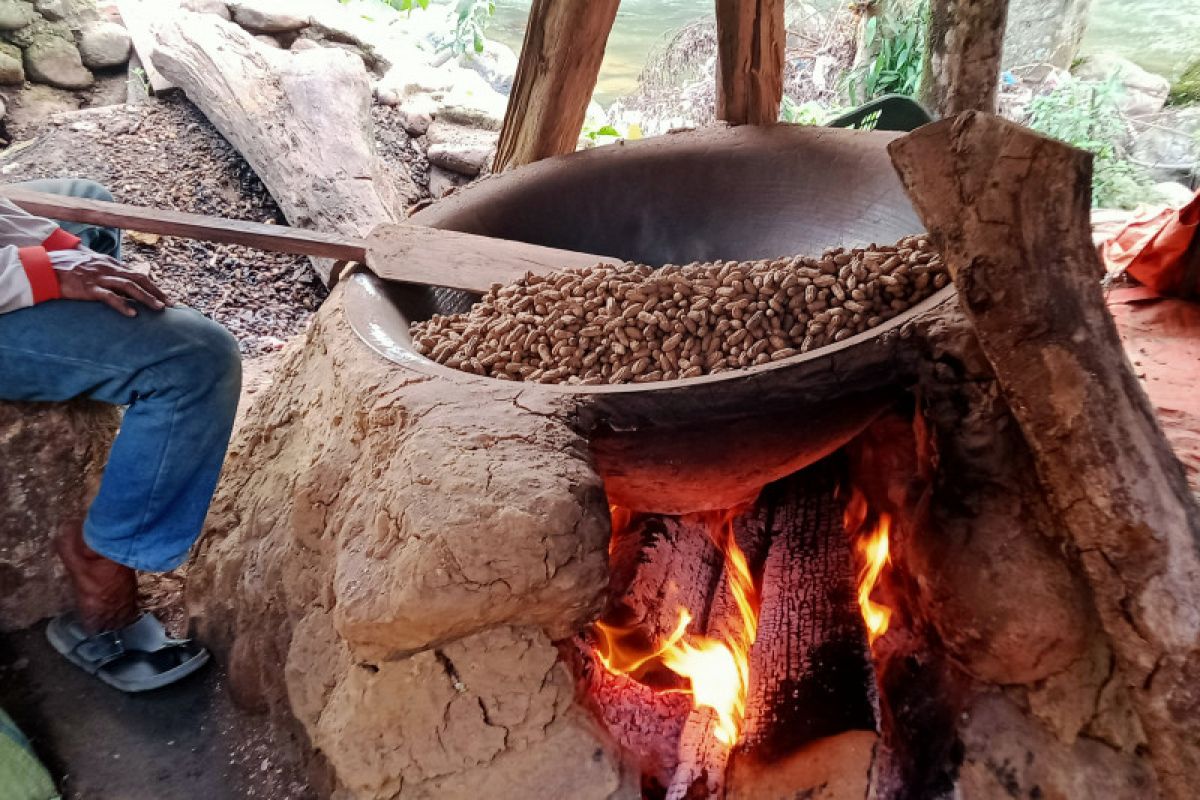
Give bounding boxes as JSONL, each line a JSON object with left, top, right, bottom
{"left": 890, "top": 112, "right": 1200, "bottom": 799}
{"left": 715, "top": 0, "right": 785, "bottom": 125}
{"left": 919, "top": 0, "right": 1010, "bottom": 117}
{"left": 492, "top": 0, "right": 620, "bottom": 172}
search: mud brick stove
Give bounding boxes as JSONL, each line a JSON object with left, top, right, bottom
{"left": 186, "top": 117, "right": 1200, "bottom": 799}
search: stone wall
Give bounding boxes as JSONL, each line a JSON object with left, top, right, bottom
{"left": 0, "top": 0, "right": 130, "bottom": 90}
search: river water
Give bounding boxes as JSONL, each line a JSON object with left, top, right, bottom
{"left": 488, "top": 0, "right": 1200, "bottom": 105}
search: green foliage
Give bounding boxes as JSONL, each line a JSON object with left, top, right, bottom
{"left": 340, "top": 0, "right": 429, "bottom": 10}
{"left": 1168, "top": 59, "right": 1200, "bottom": 106}
{"left": 448, "top": 0, "right": 496, "bottom": 56}
{"left": 1027, "top": 78, "right": 1156, "bottom": 209}
{"left": 581, "top": 121, "right": 643, "bottom": 145}
{"left": 780, "top": 97, "right": 840, "bottom": 126}
{"left": 845, "top": 0, "right": 927, "bottom": 105}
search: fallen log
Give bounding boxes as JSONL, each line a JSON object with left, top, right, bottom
{"left": 150, "top": 10, "right": 406, "bottom": 282}
{"left": 890, "top": 111, "right": 1200, "bottom": 799}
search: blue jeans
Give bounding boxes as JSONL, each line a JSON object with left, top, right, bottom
{"left": 0, "top": 179, "right": 241, "bottom": 571}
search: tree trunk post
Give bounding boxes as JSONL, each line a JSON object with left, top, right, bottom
{"left": 492, "top": 0, "right": 620, "bottom": 172}
{"left": 715, "top": 0, "right": 786, "bottom": 125}
{"left": 919, "top": 0, "right": 1010, "bottom": 116}
{"left": 890, "top": 111, "right": 1200, "bottom": 798}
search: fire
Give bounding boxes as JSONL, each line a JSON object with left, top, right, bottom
{"left": 844, "top": 489, "right": 893, "bottom": 645}
{"left": 595, "top": 508, "right": 759, "bottom": 746}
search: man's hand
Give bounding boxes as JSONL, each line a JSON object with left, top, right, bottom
{"left": 49, "top": 250, "right": 172, "bottom": 317}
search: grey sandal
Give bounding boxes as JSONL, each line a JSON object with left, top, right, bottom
{"left": 45, "top": 612, "right": 210, "bottom": 693}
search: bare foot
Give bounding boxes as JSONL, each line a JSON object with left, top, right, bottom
{"left": 54, "top": 520, "right": 139, "bottom": 634}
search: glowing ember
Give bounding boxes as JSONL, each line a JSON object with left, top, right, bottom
{"left": 844, "top": 489, "right": 893, "bottom": 645}
{"left": 595, "top": 508, "right": 759, "bottom": 746}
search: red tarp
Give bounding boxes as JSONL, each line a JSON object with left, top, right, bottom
{"left": 1099, "top": 191, "right": 1200, "bottom": 490}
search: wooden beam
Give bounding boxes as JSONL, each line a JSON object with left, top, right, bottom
{"left": 1, "top": 188, "right": 367, "bottom": 261}
{"left": 492, "top": 0, "right": 619, "bottom": 172}
{"left": 366, "top": 223, "right": 617, "bottom": 294}
{"left": 919, "top": 0, "right": 1010, "bottom": 116}
{"left": 890, "top": 111, "right": 1200, "bottom": 800}
{"left": 2, "top": 189, "right": 618, "bottom": 294}
{"left": 715, "top": 0, "right": 785, "bottom": 126}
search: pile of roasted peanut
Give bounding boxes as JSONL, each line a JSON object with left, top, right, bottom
{"left": 411, "top": 235, "right": 947, "bottom": 385}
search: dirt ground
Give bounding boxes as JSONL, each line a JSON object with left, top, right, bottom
{"left": 0, "top": 624, "right": 316, "bottom": 800}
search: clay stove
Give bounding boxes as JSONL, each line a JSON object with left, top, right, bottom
{"left": 194, "top": 122, "right": 1176, "bottom": 800}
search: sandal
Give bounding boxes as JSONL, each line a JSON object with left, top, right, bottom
{"left": 45, "top": 612, "right": 210, "bottom": 693}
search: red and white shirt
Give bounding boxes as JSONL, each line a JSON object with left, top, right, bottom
{"left": 0, "top": 197, "right": 81, "bottom": 314}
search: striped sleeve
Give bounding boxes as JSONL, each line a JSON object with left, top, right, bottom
{"left": 0, "top": 196, "right": 75, "bottom": 313}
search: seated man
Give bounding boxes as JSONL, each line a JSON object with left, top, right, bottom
{"left": 0, "top": 179, "right": 241, "bottom": 692}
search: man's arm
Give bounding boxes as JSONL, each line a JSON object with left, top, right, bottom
{"left": 0, "top": 197, "right": 170, "bottom": 317}
{"left": 0, "top": 196, "right": 82, "bottom": 314}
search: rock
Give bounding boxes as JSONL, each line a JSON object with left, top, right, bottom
{"left": 1152, "top": 182, "right": 1197, "bottom": 208}
{"left": 459, "top": 39, "right": 517, "bottom": 94}
{"left": 24, "top": 35, "right": 94, "bottom": 89}
{"left": 0, "top": 95, "right": 6, "bottom": 121}
{"left": 1073, "top": 54, "right": 1171, "bottom": 118}
{"left": 33, "top": 0, "right": 98, "bottom": 29}
{"left": 425, "top": 121, "right": 498, "bottom": 176}
{"left": 253, "top": 33, "right": 282, "bottom": 49}
{"left": 289, "top": 36, "right": 320, "bottom": 53}
{"left": 1, "top": 399, "right": 120, "bottom": 632}
{"left": 1002, "top": 0, "right": 1091, "bottom": 71}
{"left": 957, "top": 693, "right": 1154, "bottom": 800}
{"left": 3, "top": 14, "right": 71, "bottom": 49}
{"left": 374, "top": 85, "right": 398, "bottom": 106}
{"left": 435, "top": 69, "right": 510, "bottom": 131}
{"left": 232, "top": 0, "right": 309, "bottom": 34}
{"left": 78, "top": 20, "right": 131, "bottom": 69}
{"left": 428, "top": 164, "right": 471, "bottom": 198}
{"left": 0, "top": 39, "right": 23, "bottom": 83}
{"left": 376, "top": 61, "right": 459, "bottom": 102}
{"left": 1131, "top": 107, "right": 1200, "bottom": 182}
{"left": 180, "top": 0, "right": 231, "bottom": 20}
{"left": 0, "top": 0, "right": 34, "bottom": 31}
{"left": 1170, "top": 59, "right": 1200, "bottom": 105}
{"left": 396, "top": 93, "right": 437, "bottom": 136}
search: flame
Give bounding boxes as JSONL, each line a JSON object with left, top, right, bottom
{"left": 595, "top": 508, "right": 759, "bottom": 746}
{"left": 844, "top": 489, "right": 893, "bottom": 646}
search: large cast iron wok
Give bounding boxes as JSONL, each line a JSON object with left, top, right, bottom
{"left": 344, "top": 124, "right": 954, "bottom": 511}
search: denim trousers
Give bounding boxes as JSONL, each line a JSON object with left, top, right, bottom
{"left": 0, "top": 179, "right": 242, "bottom": 571}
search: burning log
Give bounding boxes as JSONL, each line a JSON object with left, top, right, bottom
{"left": 587, "top": 513, "right": 728, "bottom": 787}
{"left": 663, "top": 508, "right": 768, "bottom": 800}
{"left": 727, "top": 730, "right": 878, "bottom": 800}
{"left": 890, "top": 111, "right": 1200, "bottom": 798}
{"left": 666, "top": 707, "right": 731, "bottom": 800}
{"left": 738, "top": 471, "right": 876, "bottom": 760}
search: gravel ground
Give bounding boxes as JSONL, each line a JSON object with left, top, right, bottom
{"left": 0, "top": 95, "right": 328, "bottom": 358}
{"left": 373, "top": 103, "right": 434, "bottom": 203}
